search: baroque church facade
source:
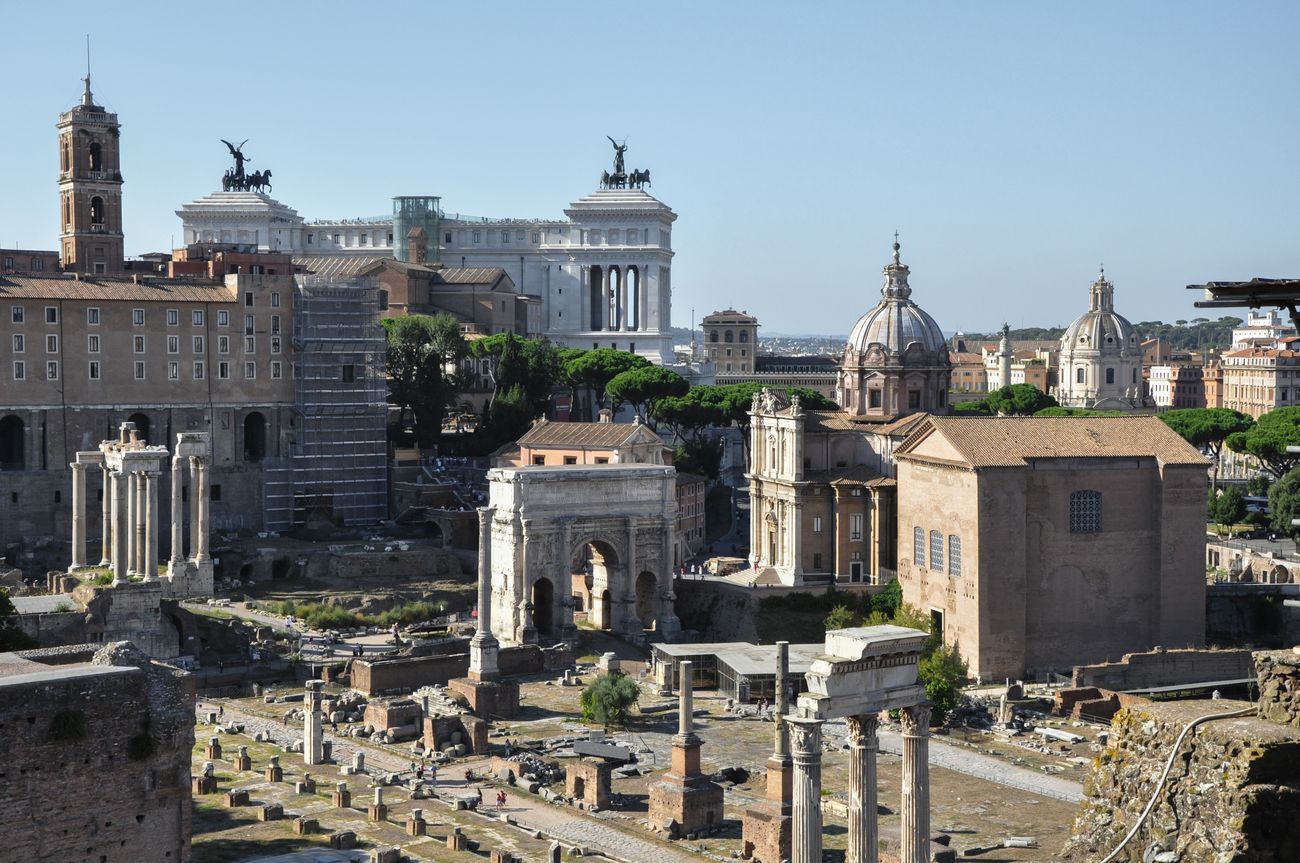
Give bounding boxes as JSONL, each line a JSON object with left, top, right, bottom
{"left": 746, "top": 242, "right": 951, "bottom": 586}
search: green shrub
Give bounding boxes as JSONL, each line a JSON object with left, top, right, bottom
{"left": 579, "top": 672, "right": 640, "bottom": 730}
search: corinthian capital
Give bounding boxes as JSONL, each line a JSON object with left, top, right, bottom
{"left": 900, "top": 703, "right": 932, "bottom": 735}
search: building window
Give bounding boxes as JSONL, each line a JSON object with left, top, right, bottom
{"left": 948, "top": 535, "right": 961, "bottom": 578}
{"left": 245, "top": 315, "right": 254, "bottom": 335}
{"left": 813, "top": 516, "right": 822, "bottom": 533}
{"left": 913, "top": 527, "right": 925, "bottom": 566}
{"left": 270, "top": 291, "right": 280, "bottom": 308}
{"left": 133, "top": 361, "right": 145, "bottom": 380}
{"left": 850, "top": 513, "right": 863, "bottom": 541}
{"left": 271, "top": 361, "right": 282, "bottom": 379}
{"left": 193, "top": 361, "right": 205, "bottom": 380}
{"left": 46, "top": 360, "right": 58, "bottom": 380}
{"left": 87, "top": 334, "right": 100, "bottom": 353}
{"left": 45, "top": 335, "right": 58, "bottom": 353}
{"left": 929, "top": 530, "right": 944, "bottom": 571}
{"left": 563, "top": 456, "right": 578, "bottom": 465}
{"left": 244, "top": 361, "right": 256, "bottom": 379}
{"left": 168, "top": 361, "right": 179, "bottom": 380}
{"left": 472, "top": 230, "right": 481, "bottom": 244}
{"left": 812, "top": 552, "right": 822, "bottom": 570}
{"left": 908, "top": 390, "right": 921, "bottom": 409}
{"left": 271, "top": 315, "right": 281, "bottom": 334}
{"left": 244, "top": 291, "right": 254, "bottom": 307}
{"left": 87, "top": 307, "right": 100, "bottom": 325}
{"left": 217, "top": 361, "right": 230, "bottom": 379}
{"left": 10, "top": 306, "right": 22, "bottom": 324}
{"left": 192, "top": 309, "right": 204, "bottom": 326}
{"left": 167, "top": 335, "right": 179, "bottom": 354}
{"left": 218, "top": 336, "right": 229, "bottom": 354}
{"left": 193, "top": 336, "right": 204, "bottom": 353}
{"left": 271, "top": 337, "right": 281, "bottom": 354}
{"left": 45, "top": 306, "right": 58, "bottom": 324}
{"left": 1133, "top": 368, "right": 1138, "bottom": 383}
{"left": 244, "top": 336, "right": 256, "bottom": 353}
{"left": 341, "top": 364, "right": 356, "bottom": 383}
{"left": 11, "top": 334, "right": 22, "bottom": 353}
{"left": 133, "top": 335, "right": 145, "bottom": 353}
{"left": 88, "top": 361, "right": 100, "bottom": 380}
{"left": 217, "top": 310, "right": 229, "bottom": 327}
{"left": 1076, "top": 367, "right": 1085, "bottom": 384}
{"left": 1070, "top": 490, "right": 1102, "bottom": 533}
{"left": 132, "top": 309, "right": 144, "bottom": 326}
{"left": 1106, "top": 367, "right": 1115, "bottom": 385}
{"left": 532, "top": 455, "right": 546, "bottom": 465}
{"left": 11, "top": 361, "right": 23, "bottom": 380}
{"left": 167, "top": 309, "right": 179, "bottom": 326}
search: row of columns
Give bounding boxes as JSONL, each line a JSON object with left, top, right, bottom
{"left": 68, "top": 427, "right": 210, "bottom": 583}
{"left": 587, "top": 265, "right": 648, "bottom": 333}
{"left": 789, "top": 704, "right": 930, "bottom": 863}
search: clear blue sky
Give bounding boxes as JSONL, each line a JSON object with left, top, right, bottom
{"left": 3, "top": 1, "right": 1298, "bottom": 335}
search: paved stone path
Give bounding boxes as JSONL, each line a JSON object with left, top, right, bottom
{"left": 201, "top": 703, "right": 705, "bottom": 863}
{"left": 875, "top": 727, "right": 1084, "bottom": 804}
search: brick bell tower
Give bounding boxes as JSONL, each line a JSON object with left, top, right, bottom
{"left": 57, "top": 71, "right": 124, "bottom": 274}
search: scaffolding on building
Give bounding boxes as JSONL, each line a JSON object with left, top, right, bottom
{"left": 264, "top": 275, "right": 388, "bottom": 530}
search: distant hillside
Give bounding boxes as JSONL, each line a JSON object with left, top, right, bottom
{"left": 960, "top": 316, "right": 1243, "bottom": 352}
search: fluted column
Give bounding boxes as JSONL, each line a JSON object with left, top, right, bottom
{"left": 900, "top": 703, "right": 932, "bottom": 863}
{"left": 678, "top": 660, "right": 694, "bottom": 736}
{"left": 169, "top": 456, "right": 185, "bottom": 568}
{"left": 194, "top": 458, "right": 210, "bottom": 562}
{"left": 99, "top": 464, "right": 112, "bottom": 567}
{"left": 70, "top": 462, "right": 87, "bottom": 569}
{"left": 111, "top": 469, "right": 128, "bottom": 585}
{"left": 189, "top": 456, "right": 201, "bottom": 559}
{"left": 789, "top": 717, "right": 823, "bottom": 863}
{"left": 847, "top": 714, "right": 880, "bottom": 863}
{"left": 143, "top": 472, "right": 159, "bottom": 583}
{"left": 126, "top": 471, "right": 139, "bottom": 576}
{"left": 469, "top": 506, "right": 500, "bottom": 680}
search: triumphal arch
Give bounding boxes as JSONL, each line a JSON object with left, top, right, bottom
{"left": 485, "top": 464, "right": 682, "bottom": 644}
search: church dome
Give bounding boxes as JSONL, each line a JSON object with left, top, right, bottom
{"left": 844, "top": 241, "right": 947, "bottom": 358}
{"left": 1060, "top": 270, "right": 1139, "bottom": 354}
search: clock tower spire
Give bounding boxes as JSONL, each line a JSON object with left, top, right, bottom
{"left": 57, "top": 63, "right": 124, "bottom": 275}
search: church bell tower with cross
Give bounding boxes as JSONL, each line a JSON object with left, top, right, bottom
{"left": 57, "top": 63, "right": 125, "bottom": 274}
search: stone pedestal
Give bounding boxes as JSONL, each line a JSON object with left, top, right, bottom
{"left": 265, "top": 756, "right": 283, "bottom": 783}
{"left": 192, "top": 775, "right": 217, "bottom": 795}
{"left": 225, "top": 790, "right": 249, "bottom": 807}
{"left": 233, "top": 746, "right": 251, "bottom": 771}
{"left": 565, "top": 758, "right": 612, "bottom": 809}
{"left": 406, "top": 809, "right": 427, "bottom": 836}
{"left": 447, "top": 828, "right": 469, "bottom": 851}
{"left": 368, "top": 787, "right": 387, "bottom": 822}
{"left": 258, "top": 803, "right": 284, "bottom": 821}
{"left": 204, "top": 736, "right": 222, "bottom": 760}
{"left": 330, "top": 830, "right": 357, "bottom": 850}
{"left": 332, "top": 781, "right": 351, "bottom": 808}
{"left": 293, "top": 817, "right": 318, "bottom": 835}
{"left": 447, "top": 677, "right": 519, "bottom": 720}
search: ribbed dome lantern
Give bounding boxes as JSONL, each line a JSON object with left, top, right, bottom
{"left": 837, "top": 239, "right": 952, "bottom": 420}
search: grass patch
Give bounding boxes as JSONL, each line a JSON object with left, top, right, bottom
{"left": 257, "top": 598, "right": 447, "bottom": 631}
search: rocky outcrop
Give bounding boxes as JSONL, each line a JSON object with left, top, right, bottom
{"left": 1062, "top": 700, "right": 1300, "bottom": 862}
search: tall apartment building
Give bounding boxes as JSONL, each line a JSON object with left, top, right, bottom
{"left": 1220, "top": 340, "right": 1300, "bottom": 419}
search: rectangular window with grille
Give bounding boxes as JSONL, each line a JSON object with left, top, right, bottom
{"left": 167, "top": 335, "right": 179, "bottom": 354}
{"left": 193, "top": 361, "right": 205, "bottom": 380}
{"left": 1070, "top": 490, "right": 1102, "bottom": 533}
{"left": 913, "top": 527, "right": 925, "bottom": 566}
{"left": 133, "top": 335, "right": 145, "bottom": 353}
{"left": 850, "top": 513, "right": 863, "bottom": 541}
{"left": 948, "top": 535, "right": 962, "bottom": 578}
{"left": 132, "top": 308, "right": 144, "bottom": 326}
{"left": 88, "top": 361, "right": 100, "bottom": 380}
{"left": 133, "top": 361, "right": 145, "bottom": 380}
{"left": 167, "top": 309, "right": 178, "bottom": 326}
{"left": 47, "top": 361, "right": 58, "bottom": 381}
{"left": 87, "top": 307, "right": 100, "bottom": 325}
{"left": 87, "top": 334, "right": 99, "bottom": 354}
{"left": 929, "top": 530, "right": 944, "bottom": 571}
{"left": 192, "top": 309, "right": 204, "bottom": 326}
{"left": 11, "top": 335, "right": 22, "bottom": 353}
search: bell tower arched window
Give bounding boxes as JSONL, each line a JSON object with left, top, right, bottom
{"left": 90, "top": 196, "right": 104, "bottom": 225}
{"left": 89, "top": 141, "right": 102, "bottom": 172}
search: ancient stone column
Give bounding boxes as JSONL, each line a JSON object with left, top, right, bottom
{"left": 847, "top": 714, "right": 881, "bottom": 863}
{"left": 169, "top": 455, "right": 185, "bottom": 570}
{"left": 143, "top": 471, "right": 160, "bottom": 582}
{"left": 69, "top": 462, "right": 87, "bottom": 569}
{"left": 900, "top": 703, "right": 932, "bottom": 863}
{"left": 469, "top": 506, "right": 499, "bottom": 680}
{"left": 135, "top": 471, "right": 147, "bottom": 577}
{"left": 788, "top": 717, "right": 824, "bottom": 863}
{"left": 99, "top": 463, "right": 112, "bottom": 567}
{"left": 189, "top": 456, "right": 201, "bottom": 560}
{"left": 126, "top": 471, "right": 140, "bottom": 577}
{"left": 304, "top": 680, "right": 324, "bottom": 765}
{"left": 195, "top": 458, "right": 210, "bottom": 562}
{"left": 111, "top": 469, "right": 129, "bottom": 585}
{"left": 679, "top": 660, "right": 694, "bottom": 736}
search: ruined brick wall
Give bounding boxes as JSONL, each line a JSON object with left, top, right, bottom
{"left": 1063, "top": 700, "right": 1300, "bottom": 861}
{"left": 351, "top": 652, "right": 469, "bottom": 695}
{"left": 0, "top": 642, "right": 195, "bottom": 863}
{"left": 1072, "top": 648, "right": 1255, "bottom": 691}
{"left": 1255, "top": 649, "right": 1300, "bottom": 728}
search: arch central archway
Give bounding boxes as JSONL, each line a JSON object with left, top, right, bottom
{"left": 571, "top": 539, "right": 620, "bottom": 632}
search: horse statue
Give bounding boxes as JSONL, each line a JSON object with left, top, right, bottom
{"left": 600, "top": 170, "right": 610, "bottom": 189}
{"left": 222, "top": 170, "right": 234, "bottom": 191}
{"left": 247, "top": 170, "right": 273, "bottom": 193}
{"left": 629, "top": 169, "right": 652, "bottom": 189}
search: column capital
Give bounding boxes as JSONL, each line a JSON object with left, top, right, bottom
{"left": 786, "top": 716, "right": 823, "bottom": 759}
{"left": 846, "top": 713, "right": 881, "bottom": 747}
{"left": 69, "top": 461, "right": 86, "bottom": 472}
{"left": 900, "top": 703, "right": 932, "bottom": 735}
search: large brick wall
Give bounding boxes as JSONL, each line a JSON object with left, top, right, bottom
{"left": 0, "top": 642, "right": 195, "bottom": 863}
{"left": 1072, "top": 648, "right": 1254, "bottom": 691}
